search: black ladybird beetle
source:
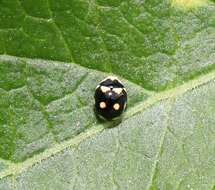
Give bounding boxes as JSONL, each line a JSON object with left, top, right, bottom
{"left": 94, "top": 76, "right": 127, "bottom": 120}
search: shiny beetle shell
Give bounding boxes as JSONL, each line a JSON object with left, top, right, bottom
{"left": 94, "top": 76, "right": 127, "bottom": 120}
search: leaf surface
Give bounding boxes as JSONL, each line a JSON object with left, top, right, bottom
{"left": 0, "top": 0, "right": 215, "bottom": 90}
{"left": 0, "top": 0, "right": 215, "bottom": 189}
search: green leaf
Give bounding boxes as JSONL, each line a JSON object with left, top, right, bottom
{"left": 0, "top": 55, "right": 149, "bottom": 162}
{"left": 0, "top": 0, "right": 215, "bottom": 189}
{"left": 0, "top": 57, "right": 215, "bottom": 189}
{"left": 0, "top": 0, "right": 215, "bottom": 90}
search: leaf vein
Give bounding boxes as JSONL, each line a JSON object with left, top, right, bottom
{"left": 146, "top": 99, "right": 174, "bottom": 190}
{"left": 0, "top": 65, "right": 214, "bottom": 180}
{"left": 46, "top": 0, "right": 76, "bottom": 63}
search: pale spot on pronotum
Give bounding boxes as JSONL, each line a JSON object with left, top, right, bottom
{"left": 108, "top": 76, "right": 123, "bottom": 84}
{"left": 100, "top": 86, "right": 110, "bottom": 93}
{"left": 113, "top": 88, "right": 123, "bottom": 94}
{"left": 107, "top": 76, "right": 118, "bottom": 81}
{"left": 99, "top": 102, "right": 106, "bottom": 109}
{"left": 113, "top": 103, "right": 120, "bottom": 110}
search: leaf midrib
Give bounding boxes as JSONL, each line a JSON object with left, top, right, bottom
{"left": 0, "top": 60, "right": 215, "bottom": 181}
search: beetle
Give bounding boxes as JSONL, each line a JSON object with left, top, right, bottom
{"left": 94, "top": 76, "right": 127, "bottom": 120}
